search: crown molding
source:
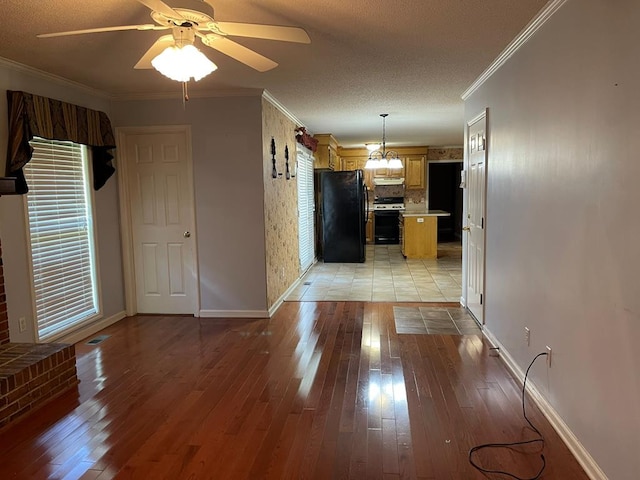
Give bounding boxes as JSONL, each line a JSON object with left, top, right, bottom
{"left": 0, "top": 56, "right": 265, "bottom": 103}
{"left": 0, "top": 56, "right": 109, "bottom": 99}
{"left": 262, "top": 90, "right": 306, "bottom": 129}
{"left": 461, "top": 0, "right": 568, "bottom": 100}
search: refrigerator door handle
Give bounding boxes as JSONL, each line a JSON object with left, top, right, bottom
{"left": 364, "top": 185, "right": 369, "bottom": 222}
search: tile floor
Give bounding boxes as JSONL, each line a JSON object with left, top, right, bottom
{"left": 393, "top": 306, "right": 481, "bottom": 335}
{"left": 286, "top": 242, "right": 462, "bottom": 302}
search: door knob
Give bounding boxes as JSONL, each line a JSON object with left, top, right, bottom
{"left": 462, "top": 226, "right": 470, "bottom": 232}
{"left": 183, "top": 231, "right": 191, "bottom": 238}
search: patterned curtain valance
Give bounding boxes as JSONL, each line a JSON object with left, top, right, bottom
{"left": 5, "top": 90, "right": 116, "bottom": 194}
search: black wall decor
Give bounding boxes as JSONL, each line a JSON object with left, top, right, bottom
{"left": 271, "top": 138, "right": 278, "bottom": 178}
{"left": 285, "top": 145, "right": 291, "bottom": 180}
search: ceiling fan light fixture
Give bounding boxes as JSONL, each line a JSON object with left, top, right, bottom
{"left": 151, "top": 44, "right": 217, "bottom": 82}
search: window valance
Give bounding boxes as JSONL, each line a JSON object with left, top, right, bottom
{"left": 5, "top": 90, "right": 116, "bottom": 194}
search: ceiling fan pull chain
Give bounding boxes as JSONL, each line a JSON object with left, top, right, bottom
{"left": 182, "top": 81, "right": 190, "bottom": 108}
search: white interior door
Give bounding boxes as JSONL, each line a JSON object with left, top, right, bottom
{"left": 123, "top": 129, "right": 197, "bottom": 314}
{"left": 466, "top": 114, "right": 487, "bottom": 323}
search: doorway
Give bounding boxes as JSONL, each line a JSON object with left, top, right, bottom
{"left": 117, "top": 126, "right": 199, "bottom": 315}
{"left": 428, "top": 161, "right": 463, "bottom": 242}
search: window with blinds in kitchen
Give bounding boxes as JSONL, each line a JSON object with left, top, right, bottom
{"left": 24, "top": 137, "right": 100, "bottom": 341}
{"left": 297, "top": 148, "right": 315, "bottom": 272}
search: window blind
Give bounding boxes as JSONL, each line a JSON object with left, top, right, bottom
{"left": 297, "top": 149, "right": 315, "bottom": 272}
{"left": 24, "top": 138, "right": 99, "bottom": 341}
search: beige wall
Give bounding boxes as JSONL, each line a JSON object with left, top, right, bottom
{"left": 464, "top": 1, "right": 639, "bottom": 478}
{"left": 261, "top": 98, "right": 300, "bottom": 307}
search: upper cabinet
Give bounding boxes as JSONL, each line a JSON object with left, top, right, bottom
{"left": 317, "top": 144, "right": 429, "bottom": 192}
{"left": 313, "top": 134, "right": 338, "bottom": 170}
{"left": 340, "top": 155, "right": 373, "bottom": 190}
{"left": 342, "top": 157, "right": 362, "bottom": 171}
{"left": 404, "top": 155, "right": 426, "bottom": 190}
{"left": 374, "top": 160, "right": 405, "bottom": 179}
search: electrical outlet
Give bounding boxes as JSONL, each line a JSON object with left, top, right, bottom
{"left": 524, "top": 327, "right": 530, "bottom": 346}
{"left": 19, "top": 317, "right": 27, "bottom": 333}
{"left": 546, "top": 345, "right": 552, "bottom": 367}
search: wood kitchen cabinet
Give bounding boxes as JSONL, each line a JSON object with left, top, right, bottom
{"left": 340, "top": 156, "right": 374, "bottom": 191}
{"left": 338, "top": 147, "right": 427, "bottom": 190}
{"left": 404, "top": 155, "right": 426, "bottom": 189}
{"left": 401, "top": 214, "right": 437, "bottom": 258}
{"left": 313, "top": 134, "right": 338, "bottom": 170}
{"left": 399, "top": 215, "right": 405, "bottom": 255}
{"left": 339, "top": 147, "right": 428, "bottom": 188}
{"left": 374, "top": 160, "right": 405, "bottom": 179}
{"left": 342, "top": 157, "right": 360, "bottom": 171}
{"left": 366, "top": 211, "right": 374, "bottom": 244}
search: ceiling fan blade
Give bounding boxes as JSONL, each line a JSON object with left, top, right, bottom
{"left": 215, "top": 22, "right": 310, "bottom": 44}
{"left": 37, "top": 24, "right": 168, "bottom": 38}
{"left": 199, "top": 35, "right": 278, "bottom": 72}
{"left": 134, "top": 34, "right": 175, "bottom": 69}
{"left": 135, "top": 0, "right": 184, "bottom": 20}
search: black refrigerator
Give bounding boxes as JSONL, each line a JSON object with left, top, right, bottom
{"left": 321, "top": 170, "right": 368, "bottom": 263}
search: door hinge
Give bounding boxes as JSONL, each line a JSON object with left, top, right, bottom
{"left": 481, "top": 217, "right": 484, "bottom": 229}
{"left": 480, "top": 293, "right": 483, "bottom": 305}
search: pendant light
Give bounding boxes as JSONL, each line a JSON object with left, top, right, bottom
{"left": 365, "top": 114, "right": 403, "bottom": 169}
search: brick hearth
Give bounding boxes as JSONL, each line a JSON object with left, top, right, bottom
{"left": 0, "top": 237, "right": 78, "bottom": 429}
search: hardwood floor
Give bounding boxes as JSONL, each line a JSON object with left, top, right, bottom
{"left": 0, "top": 302, "right": 588, "bottom": 479}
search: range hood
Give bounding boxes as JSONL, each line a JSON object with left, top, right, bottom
{"left": 373, "top": 177, "right": 404, "bottom": 186}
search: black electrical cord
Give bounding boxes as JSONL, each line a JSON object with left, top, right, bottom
{"left": 468, "top": 352, "right": 549, "bottom": 479}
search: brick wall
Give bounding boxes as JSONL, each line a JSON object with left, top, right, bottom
{"left": 0, "top": 343, "right": 78, "bottom": 428}
{"left": 0, "top": 237, "right": 79, "bottom": 429}
{"left": 0, "top": 239, "right": 9, "bottom": 345}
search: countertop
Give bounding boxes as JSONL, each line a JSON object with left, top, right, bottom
{"left": 401, "top": 207, "right": 450, "bottom": 217}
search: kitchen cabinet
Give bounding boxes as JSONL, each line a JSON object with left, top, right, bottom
{"left": 313, "top": 134, "right": 338, "bottom": 170}
{"left": 341, "top": 156, "right": 374, "bottom": 191}
{"left": 401, "top": 213, "right": 438, "bottom": 259}
{"left": 342, "top": 157, "right": 360, "bottom": 171}
{"left": 366, "top": 211, "right": 374, "bottom": 244}
{"left": 374, "top": 160, "right": 405, "bottom": 179}
{"left": 339, "top": 147, "right": 428, "bottom": 189}
{"left": 404, "top": 155, "right": 426, "bottom": 190}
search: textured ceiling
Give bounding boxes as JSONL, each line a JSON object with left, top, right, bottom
{"left": 0, "top": 0, "right": 548, "bottom": 147}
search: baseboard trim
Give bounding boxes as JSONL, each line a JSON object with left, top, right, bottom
{"left": 482, "top": 328, "right": 608, "bottom": 480}
{"left": 268, "top": 276, "right": 303, "bottom": 317}
{"left": 199, "top": 310, "right": 269, "bottom": 319}
{"left": 58, "top": 311, "right": 127, "bottom": 345}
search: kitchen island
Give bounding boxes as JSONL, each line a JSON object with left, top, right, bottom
{"left": 400, "top": 208, "right": 450, "bottom": 259}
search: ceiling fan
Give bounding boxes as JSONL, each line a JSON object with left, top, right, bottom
{"left": 37, "top": 0, "right": 311, "bottom": 78}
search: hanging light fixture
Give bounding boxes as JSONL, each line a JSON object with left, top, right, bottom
{"left": 152, "top": 27, "right": 217, "bottom": 82}
{"left": 364, "top": 114, "right": 403, "bottom": 169}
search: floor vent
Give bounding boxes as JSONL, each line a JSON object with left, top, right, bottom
{"left": 303, "top": 281, "right": 312, "bottom": 285}
{"left": 86, "top": 335, "right": 110, "bottom": 345}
